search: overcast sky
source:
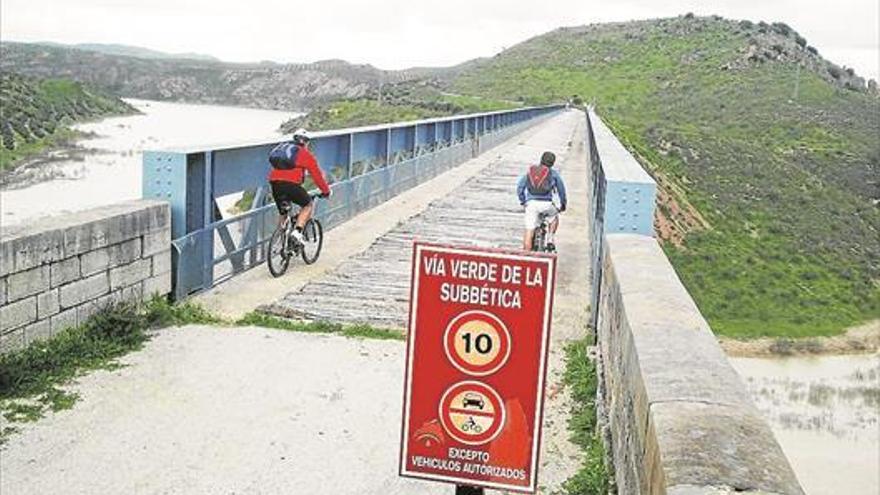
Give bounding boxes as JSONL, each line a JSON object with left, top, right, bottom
{"left": 2, "top": 0, "right": 878, "bottom": 81}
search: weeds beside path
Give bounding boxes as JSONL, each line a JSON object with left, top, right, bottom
{"left": 561, "top": 338, "right": 611, "bottom": 494}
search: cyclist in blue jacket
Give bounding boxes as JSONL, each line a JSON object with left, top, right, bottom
{"left": 516, "top": 151, "right": 567, "bottom": 251}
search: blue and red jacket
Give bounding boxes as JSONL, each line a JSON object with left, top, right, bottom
{"left": 516, "top": 166, "right": 567, "bottom": 208}
{"left": 268, "top": 145, "right": 331, "bottom": 195}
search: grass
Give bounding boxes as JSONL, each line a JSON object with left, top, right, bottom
{"left": 287, "top": 99, "right": 448, "bottom": 131}
{"left": 0, "top": 300, "right": 151, "bottom": 442}
{"left": 0, "top": 298, "right": 400, "bottom": 443}
{"left": 283, "top": 89, "right": 521, "bottom": 132}
{"left": 561, "top": 338, "right": 611, "bottom": 494}
{"left": 437, "top": 93, "right": 520, "bottom": 113}
{"left": 236, "top": 312, "right": 404, "bottom": 341}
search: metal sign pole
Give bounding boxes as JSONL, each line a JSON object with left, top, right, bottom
{"left": 455, "top": 485, "right": 484, "bottom": 495}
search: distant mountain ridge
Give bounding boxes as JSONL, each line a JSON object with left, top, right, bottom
{"left": 0, "top": 42, "right": 431, "bottom": 111}
{"left": 32, "top": 41, "right": 220, "bottom": 62}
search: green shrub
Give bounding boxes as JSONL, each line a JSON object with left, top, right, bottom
{"left": 771, "top": 22, "right": 792, "bottom": 36}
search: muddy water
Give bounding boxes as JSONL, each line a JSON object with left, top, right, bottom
{"left": 730, "top": 354, "right": 880, "bottom": 494}
{"left": 0, "top": 99, "right": 297, "bottom": 226}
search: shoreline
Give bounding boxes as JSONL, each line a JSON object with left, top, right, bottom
{"left": 0, "top": 104, "right": 137, "bottom": 190}
{"left": 720, "top": 319, "right": 880, "bottom": 358}
{"left": 0, "top": 133, "right": 103, "bottom": 190}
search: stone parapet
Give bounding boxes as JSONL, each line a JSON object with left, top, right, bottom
{"left": 597, "top": 234, "right": 803, "bottom": 494}
{"left": 0, "top": 200, "right": 171, "bottom": 354}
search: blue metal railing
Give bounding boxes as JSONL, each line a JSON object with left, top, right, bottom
{"left": 143, "top": 105, "right": 564, "bottom": 299}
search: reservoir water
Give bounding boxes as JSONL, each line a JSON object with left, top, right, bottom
{"left": 0, "top": 99, "right": 297, "bottom": 227}
{"left": 730, "top": 354, "right": 879, "bottom": 495}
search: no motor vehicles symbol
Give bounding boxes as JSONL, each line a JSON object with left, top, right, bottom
{"left": 439, "top": 381, "right": 505, "bottom": 445}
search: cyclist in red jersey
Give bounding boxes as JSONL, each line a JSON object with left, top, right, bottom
{"left": 268, "top": 128, "right": 332, "bottom": 244}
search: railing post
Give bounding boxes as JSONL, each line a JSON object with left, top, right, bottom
{"left": 201, "top": 151, "right": 215, "bottom": 290}
{"left": 347, "top": 133, "right": 354, "bottom": 180}
{"left": 386, "top": 128, "right": 392, "bottom": 167}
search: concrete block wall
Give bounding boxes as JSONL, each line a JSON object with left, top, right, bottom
{"left": 596, "top": 234, "right": 803, "bottom": 494}
{"left": 0, "top": 200, "right": 171, "bottom": 354}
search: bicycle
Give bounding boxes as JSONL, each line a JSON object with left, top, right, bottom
{"left": 461, "top": 417, "right": 483, "bottom": 433}
{"left": 266, "top": 195, "right": 324, "bottom": 277}
{"left": 531, "top": 205, "right": 560, "bottom": 253}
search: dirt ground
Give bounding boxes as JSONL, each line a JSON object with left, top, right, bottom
{"left": 719, "top": 320, "right": 880, "bottom": 357}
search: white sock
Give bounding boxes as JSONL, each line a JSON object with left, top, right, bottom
{"left": 292, "top": 229, "right": 304, "bottom": 241}
{"left": 546, "top": 232, "right": 555, "bottom": 244}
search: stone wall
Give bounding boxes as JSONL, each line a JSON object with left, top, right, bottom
{"left": 0, "top": 200, "right": 171, "bottom": 354}
{"left": 596, "top": 234, "right": 803, "bottom": 494}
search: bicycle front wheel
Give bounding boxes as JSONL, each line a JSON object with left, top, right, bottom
{"left": 267, "top": 227, "right": 291, "bottom": 277}
{"left": 301, "top": 218, "right": 323, "bottom": 265}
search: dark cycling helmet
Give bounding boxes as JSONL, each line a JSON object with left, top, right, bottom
{"left": 292, "top": 127, "right": 312, "bottom": 146}
{"left": 540, "top": 151, "right": 556, "bottom": 167}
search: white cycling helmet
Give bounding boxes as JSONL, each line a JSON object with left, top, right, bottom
{"left": 292, "top": 128, "right": 312, "bottom": 145}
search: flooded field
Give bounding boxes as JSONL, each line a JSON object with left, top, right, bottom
{"left": 1, "top": 99, "right": 297, "bottom": 226}
{"left": 730, "top": 354, "right": 879, "bottom": 494}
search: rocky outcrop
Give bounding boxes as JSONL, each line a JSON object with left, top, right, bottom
{"left": 0, "top": 43, "right": 404, "bottom": 111}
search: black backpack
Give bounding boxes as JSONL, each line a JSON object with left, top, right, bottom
{"left": 269, "top": 142, "right": 299, "bottom": 170}
{"left": 526, "top": 165, "right": 553, "bottom": 195}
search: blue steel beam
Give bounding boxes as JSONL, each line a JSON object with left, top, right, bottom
{"left": 585, "top": 107, "right": 657, "bottom": 333}
{"left": 142, "top": 151, "right": 188, "bottom": 239}
{"left": 144, "top": 104, "right": 564, "bottom": 298}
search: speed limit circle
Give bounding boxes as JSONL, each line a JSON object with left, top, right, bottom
{"left": 443, "top": 310, "right": 511, "bottom": 376}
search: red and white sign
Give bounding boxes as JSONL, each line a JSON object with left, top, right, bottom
{"left": 399, "top": 242, "right": 556, "bottom": 492}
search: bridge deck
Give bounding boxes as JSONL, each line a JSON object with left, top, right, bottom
{"left": 260, "top": 112, "right": 580, "bottom": 329}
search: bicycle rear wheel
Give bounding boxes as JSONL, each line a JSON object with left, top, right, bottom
{"left": 531, "top": 227, "right": 544, "bottom": 252}
{"left": 267, "top": 227, "right": 291, "bottom": 277}
{"left": 300, "top": 218, "right": 323, "bottom": 265}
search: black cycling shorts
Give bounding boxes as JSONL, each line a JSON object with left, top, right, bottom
{"left": 270, "top": 181, "right": 311, "bottom": 213}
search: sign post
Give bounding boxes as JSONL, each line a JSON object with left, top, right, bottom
{"left": 399, "top": 242, "right": 556, "bottom": 493}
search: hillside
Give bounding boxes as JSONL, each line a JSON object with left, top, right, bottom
{"left": 0, "top": 42, "right": 404, "bottom": 111}
{"left": 0, "top": 72, "right": 135, "bottom": 171}
{"left": 447, "top": 15, "right": 879, "bottom": 338}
